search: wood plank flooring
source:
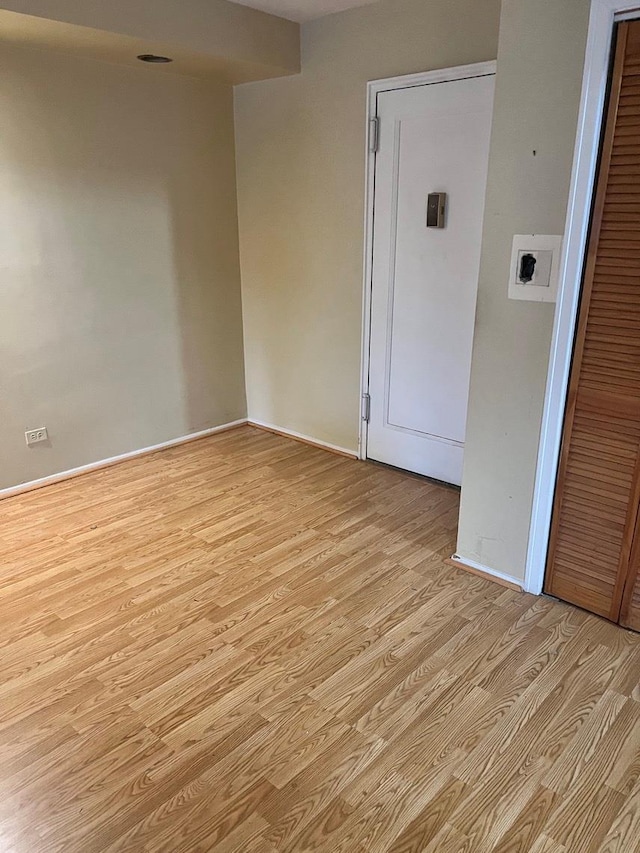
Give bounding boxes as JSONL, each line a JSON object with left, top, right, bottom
{"left": 1, "top": 425, "right": 640, "bottom": 852}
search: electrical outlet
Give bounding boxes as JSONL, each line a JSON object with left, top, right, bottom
{"left": 25, "top": 427, "right": 48, "bottom": 446}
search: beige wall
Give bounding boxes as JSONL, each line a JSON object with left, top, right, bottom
{"left": 0, "top": 44, "right": 246, "bottom": 490}
{"left": 2, "top": 0, "right": 594, "bottom": 586}
{"left": 0, "top": 0, "right": 300, "bottom": 80}
{"left": 236, "top": 0, "right": 594, "bottom": 584}
{"left": 456, "top": 0, "right": 591, "bottom": 581}
{"left": 234, "top": 0, "right": 501, "bottom": 450}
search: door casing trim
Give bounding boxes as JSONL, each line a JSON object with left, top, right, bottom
{"left": 358, "top": 61, "right": 497, "bottom": 462}
{"left": 525, "top": 0, "right": 639, "bottom": 595}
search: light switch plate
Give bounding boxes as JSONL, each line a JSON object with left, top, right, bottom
{"left": 509, "top": 235, "right": 563, "bottom": 302}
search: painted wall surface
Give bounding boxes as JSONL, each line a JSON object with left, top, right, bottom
{"left": 0, "top": 0, "right": 300, "bottom": 76}
{"left": 456, "top": 0, "right": 591, "bottom": 581}
{"left": 0, "top": 44, "right": 246, "bottom": 490}
{"left": 234, "top": 0, "right": 501, "bottom": 451}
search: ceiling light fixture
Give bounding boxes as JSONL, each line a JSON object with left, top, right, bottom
{"left": 137, "top": 54, "right": 173, "bottom": 64}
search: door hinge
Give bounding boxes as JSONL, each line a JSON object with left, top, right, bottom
{"left": 368, "top": 117, "right": 380, "bottom": 153}
{"left": 361, "top": 393, "right": 371, "bottom": 423}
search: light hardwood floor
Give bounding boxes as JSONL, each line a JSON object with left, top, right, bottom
{"left": 1, "top": 425, "right": 640, "bottom": 852}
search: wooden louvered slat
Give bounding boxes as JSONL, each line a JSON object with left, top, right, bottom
{"left": 546, "top": 21, "right": 640, "bottom": 628}
{"left": 598, "top": 240, "right": 640, "bottom": 251}
{"left": 616, "top": 109, "right": 640, "bottom": 119}
{"left": 601, "top": 214, "right": 640, "bottom": 225}
{"left": 588, "top": 307, "right": 640, "bottom": 320}
{"left": 582, "top": 374, "right": 640, "bottom": 391}
{"left": 590, "top": 288, "right": 640, "bottom": 301}
{"left": 610, "top": 149, "right": 640, "bottom": 159}
{"left": 616, "top": 127, "right": 640, "bottom": 139}
{"left": 588, "top": 342, "right": 640, "bottom": 364}
{"left": 589, "top": 295, "right": 640, "bottom": 308}
{"left": 598, "top": 242, "right": 640, "bottom": 253}
{"left": 602, "top": 216, "right": 640, "bottom": 225}
{"left": 594, "top": 264, "right": 640, "bottom": 278}
{"left": 611, "top": 125, "right": 640, "bottom": 138}
{"left": 595, "top": 246, "right": 640, "bottom": 257}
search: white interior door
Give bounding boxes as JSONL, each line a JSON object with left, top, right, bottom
{"left": 366, "top": 71, "right": 495, "bottom": 486}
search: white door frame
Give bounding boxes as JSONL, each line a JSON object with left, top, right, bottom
{"left": 358, "top": 61, "right": 497, "bottom": 462}
{"left": 525, "top": 0, "right": 640, "bottom": 594}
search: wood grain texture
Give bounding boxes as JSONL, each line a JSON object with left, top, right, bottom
{"left": 1, "top": 425, "right": 640, "bottom": 851}
{"left": 546, "top": 20, "right": 640, "bottom": 626}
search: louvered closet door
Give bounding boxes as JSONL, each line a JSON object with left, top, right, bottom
{"left": 546, "top": 21, "right": 640, "bottom": 625}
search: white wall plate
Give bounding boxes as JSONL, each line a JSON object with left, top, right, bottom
{"left": 509, "top": 234, "right": 563, "bottom": 302}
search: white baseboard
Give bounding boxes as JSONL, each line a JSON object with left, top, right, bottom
{"left": 247, "top": 419, "right": 358, "bottom": 459}
{"left": 0, "top": 419, "right": 248, "bottom": 501}
{"left": 448, "top": 554, "right": 523, "bottom": 592}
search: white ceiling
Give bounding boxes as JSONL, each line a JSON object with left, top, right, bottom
{"left": 229, "top": 0, "right": 380, "bottom": 23}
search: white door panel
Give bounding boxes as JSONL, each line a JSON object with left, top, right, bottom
{"left": 367, "top": 73, "right": 494, "bottom": 485}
